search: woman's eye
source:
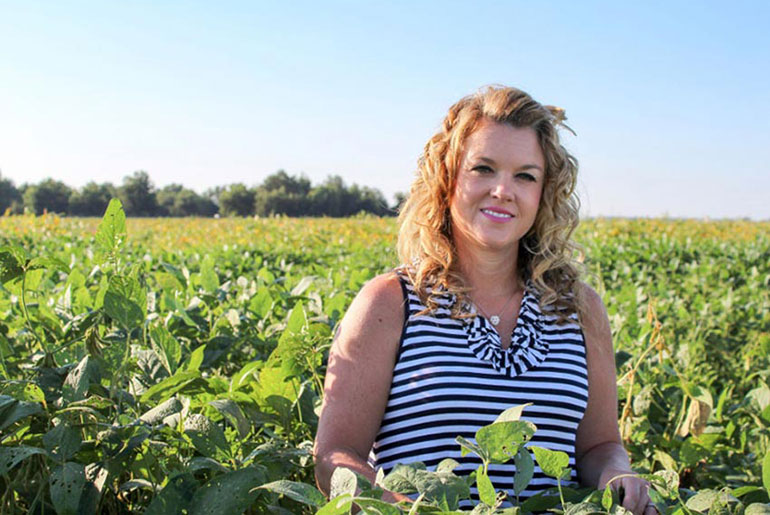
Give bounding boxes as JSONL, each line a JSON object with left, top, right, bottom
{"left": 471, "top": 165, "right": 493, "bottom": 174}
{"left": 517, "top": 172, "right": 537, "bottom": 182}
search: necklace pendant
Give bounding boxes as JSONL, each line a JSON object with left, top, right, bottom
{"left": 490, "top": 315, "right": 500, "bottom": 325}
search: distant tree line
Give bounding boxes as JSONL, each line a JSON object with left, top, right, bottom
{"left": 0, "top": 170, "right": 403, "bottom": 217}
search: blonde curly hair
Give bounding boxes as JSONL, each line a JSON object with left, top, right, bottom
{"left": 397, "top": 85, "right": 584, "bottom": 324}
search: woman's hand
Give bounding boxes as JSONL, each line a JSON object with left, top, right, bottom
{"left": 600, "top": 468, "right": 656, "bottom": 515}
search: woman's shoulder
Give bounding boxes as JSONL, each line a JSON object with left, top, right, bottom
{"left": 575, "top": 282, "right": 612, "bottom": 353}
{"left": 340, "top": 271, "right": 406, "bottom": 337}
{"left": 355, "top": 271, "right": 406, "bottom": 314}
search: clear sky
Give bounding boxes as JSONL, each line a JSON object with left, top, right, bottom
{"left": 1, "top": 0, "right": 768, "bottom": 219}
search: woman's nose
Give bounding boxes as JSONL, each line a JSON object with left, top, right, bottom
{"left": 490, "top": 177, "right": 514, "bottom": 201}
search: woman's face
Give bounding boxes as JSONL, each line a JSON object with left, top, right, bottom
{"left": 449, "top": 119, "right": 545, "bottom": 254}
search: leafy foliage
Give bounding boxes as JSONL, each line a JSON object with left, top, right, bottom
{"left": 0, "top": 208, "right": 768, "bottom": 513}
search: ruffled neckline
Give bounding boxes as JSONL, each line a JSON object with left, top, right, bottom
{"left": 458, "top": 285, "right": 550, "bottom": 377}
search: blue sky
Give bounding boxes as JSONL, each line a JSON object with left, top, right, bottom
{"left": 1, "top": 0, "right": 768, "bottom": 219}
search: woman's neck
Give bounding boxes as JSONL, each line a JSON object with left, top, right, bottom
{"left": 455, "top": 239, "right": 522, "bottom": 297}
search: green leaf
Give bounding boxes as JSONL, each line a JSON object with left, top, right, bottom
{"left": 104, "top": 275, "right": 145, "bottom": 330}
{"left": 763, "top": 449, "right": 770, "bottom": 495}
{"left": 520, "top": 491, "right": 562, "bottom": 512}
{"left": 745, "top": 504, "right": 770, "bottom": 515}
{"left": 62, "top": 356, "right": 98, "bottom": 403}
{"left": 565, "top": 501, "right": 604, "bottom": 515}
{"left": 183, "top": 413, "right": 230, "bottom": 460}
{"left": 139, "top": 370, "right": 201, "bottom": 403}
{"left": 27, "top": 256, "right": 69, "bottom": 273}
{"left": 330, "top": 466, "right": 358, "bottom": 499}
{"left": 353, "top": 497, "right": 403, "bottom": 515}
{"left": 94, "top": 198, "right": 126, "bottom": 264}
{"left": 317, "top": 494, "right": 354, "bottom": 515}
{"left": 476, "top": 465, "right": 496, "bottom": 506}
{"left": 381, "top": 462, "right": 425, "bottom": 494}
{"left": 50, "top": 462, "right": 86, "bottom": 515}
{"left": 0, "top": 397, "right": 44, "bottom": 431}
{"left": 189, "top": 466, "right": 266, "bottom": 515}
{"left": 493, "top": 403, "right": 532, "bottom": 423}
{"left": 602, "top": 484, "right": 614, "bottom": 511}
{"left": 531, "top": 446, "right": 570, "bottom": 480}
{"left": 43, "top": 422, "right": 82, "bottom": 461}
{"left": 456, "top": 435, "right": 485, "bottom": 460}
{"left": 140, "top": 397, "right": 184, "bottom": 425}
{"left": 199, "top": 256, "right": 219, "bottom": 293}
{"left": 685, "top": 490, "right": 719, "bottom": 512}
{"left": 284, "top": 301, "right": 307, "bottom": 335}
{"left": 0, "top": 445, "right": 47, "bottom": 475}
{"left": 0, "top": 245, "right": 26, "bottom": 283}
{"left": 437, "top": 458, "right": 461, "bottom": 474}
{"left": 209, "top": 398, "right": 250, "bottom": 439}
{"left": 249, "top": 286, "right": 273, "bottom": 319}
{"left": 513, "top": 447, "right": 535, "bottom": 496}
{"left": 412, "top": 468, "right": 470, "bottom": 510}
{"left": 150, "top": 324, "right": 182, "bottom": 375}
{"left": 185, "top": 344, "right": 206, "bottom": 372}
{"left": 475, "top": 420, "right": 536, "bottom": 463}
{"left": 259, "top": 479, "right": 327, "bottom": 507}
{"left": 648, "top": 469, "right": 679, "bottom": 499}
{"left": 144, "top": 473, "right": 198, "bottom": 515}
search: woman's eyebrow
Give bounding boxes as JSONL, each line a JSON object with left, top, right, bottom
{"left": 473, "top": 156, "right": 543, "bottom": 173}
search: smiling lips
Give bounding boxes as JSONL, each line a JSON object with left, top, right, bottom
{"left": 480, "top": 207, "right": 514, "bottom": 222}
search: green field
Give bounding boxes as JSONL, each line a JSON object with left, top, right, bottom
{"left": 1, "top": 205, "right": 769, "bottom": 513}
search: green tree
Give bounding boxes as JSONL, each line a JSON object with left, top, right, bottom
{"left": 218, "top": 183, "right": 255, "bottom": 217}
{"left": 309, "top": 175, "right": 356, "bottom": 216}
{"left": 69, "top": 182, "right": 117, "bottom": 216}
{"left": 118, "top": 171, "right": 160, "bottom": 216}
{"left": 23, "top": 178, "right": 72, "bottom": 215}
{"left": 158, "top": 184, "right": 218, "bottom": 217}
{"left": 254, "top": 170, "right": 312, "bottom": 216}
{"left": 0, "top": 173, "right": 23, "bottom": 214}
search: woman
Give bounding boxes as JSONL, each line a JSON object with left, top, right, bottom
{"left": 314, "top": 86, "right": 653, "bottom": 514}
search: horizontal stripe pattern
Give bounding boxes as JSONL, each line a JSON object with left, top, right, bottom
{"left": 370, "top": 273, "right": 588, "bottom": 506}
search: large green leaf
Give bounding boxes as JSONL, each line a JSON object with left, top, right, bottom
{"left": 140, "top": 397, "right": 184, "bottom": 425}
{"left": 103, "top": 275, "right": 145, "bottom": 330}
{"left": 94, "top": 198, "right": 126, "bottom": 264}
{"left": 475, "top": 420, "right": 536, "bottom": 463}
{"left": 0, "top": 445, "right": 47, "bottom": 475}
{"left": 62, "top": 355, "right": 99, "bottom": 403}
{"left": 330, "top": 466, "right": 358, "bottom": 500}
{"left": 183, "top": 413, "right": 230, "bottom": 461}
{"left": 139, "top": 370, "right": 200, "bottom": 404}
{"left": 198, "top": 255, "right": 219, "bottom": 293}
{"left": 0, "top": 245, "right": 26, "bottom": 284}
{"left": 531, "top": 446, "right": 570, "bottom": 480}
{"left": 513, "top": 447, "right": 535, "bottom": 496}
{"left": 149, "top": 324, "right": 182, "bottom": 375}
{"left": 763, "top": 449, "right": 770, "bottom": 495}
{"left": 259, "top": 479, "right": 326, "bottom": 507}
{"left": 145, "top": 473, "right": 198, "bottom": 515}
{"left": 209, "top": 398, "right": 250, "bottom": 439}
{"left": 475, "top": 465, "right": 496, "bottom": 506}
{"left": 43, "top": 422, "right": 82, "bottom": 461}
{"left": 381, "top": 462, "right": 425, "bottom": 494}
{"left": 0, "top": 396, "right": 44, "bottom": 431}
{"left": 50, "top": 461, "right": 86, "bottom": 515}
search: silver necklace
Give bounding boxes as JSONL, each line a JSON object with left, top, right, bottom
{"left": 472, "top": 289, "right": 520, "bottom": 326}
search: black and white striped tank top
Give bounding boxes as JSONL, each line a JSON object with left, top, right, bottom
{"left": 369, "top": 271, "right": 589, "bottom": 504}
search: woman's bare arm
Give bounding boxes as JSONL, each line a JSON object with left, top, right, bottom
{"left": 313, "top": 272, "right": 410, "bottom": 502}
{"left": 575, "top": 284, "right": 655, "bottom": 515}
